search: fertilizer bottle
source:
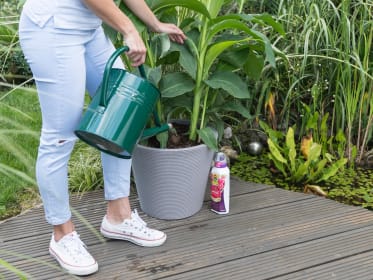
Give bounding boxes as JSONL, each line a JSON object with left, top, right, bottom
{"left": 210, "top": 152, "right": 230, "bottom": 214}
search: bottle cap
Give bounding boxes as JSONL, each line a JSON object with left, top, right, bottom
{"left": 214, "top": 152, "right": 227, "bottom": 167}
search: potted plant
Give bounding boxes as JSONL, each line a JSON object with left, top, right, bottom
{"left": 109, "top": 0, "right": 283, "bottom": 219}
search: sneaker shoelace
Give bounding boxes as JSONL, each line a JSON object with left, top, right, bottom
{"left": 131, "top": 209, "right": 147, "bottom": 226}
{"left": 127, "top": 209, "right": 153, "bottom": 236}
{"left": 59, "top": 233, "right": 91, "bottom": 263}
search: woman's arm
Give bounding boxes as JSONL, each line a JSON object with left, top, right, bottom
{"left": 83, "top": 0, "right": 185, "bottom": 66}
{"left": 83, "top": 0, "right": 147, "bottom": 66}
{"left": 123, "top": 0, "right": 186, "bottom": 44}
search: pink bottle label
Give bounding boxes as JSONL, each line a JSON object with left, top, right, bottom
{"left": 210, "top": 173, "right": 227, "bottom": 212}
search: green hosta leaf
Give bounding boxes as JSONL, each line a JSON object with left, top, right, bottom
{"left": 204, "top": 40, "right": 246, "bottom": 76}
{"left": 207, "top": 17, "right": 276, "bottom": 68}
{"left": 156, "top": 131, "right": 169, "bottom": 149}
{"left": 221, "top": 101, "right": 253, "bottom": 120}
{"left": 159, "top": 72, "right": 195, "bottom": 98}
{"left": 212, "top": 13, "right": 285, "bottom": 37}
{"left": 149, "top": 0, "right": 211, "bottom": 19}
{"left": 268, "top": 154, "right": 286, "bottom": 177}
{"left": 292, "top": 162, "right": 309, "bottom": 183}
{"left": 308, "top": 158, "right": 327, "bottom": 182}
{"left": 204, "top": 72, "right": 250, "bottom": 99}
{"left": 220, "top": 46, "right": 250, "bottom": 68}
{"left": 145, "top": 65, "right": 162, "bottom": 86}
{"left": 268, "top": 138, "right": 287, "bottom": 164}
{"left": 307, "top": 143, "right": 322, "bottom": 162}
{"left": 207, "top": 19, "right": 253, "bottom": 43}
{"left": 243, "top": 51, "right": 265, "bottom": 80}
{"left": 292, "top": 143, "right": 321, "bottom": 182}
{"left": 203, "top": 0, "right": 225, "bottom": 18}
{"left": 316, "top": 158, "right": 347, "bottom": 183}
{"left": 171, "top": 40, "right": 197, "bottom": 79}
{"left": 306, "top": 110, "right": 319, "bottom": 130}
{"left": 286, "top": 127, "right": 296, "bottom": 172}
{"left": 249, "top": 29, "right": 276, "bottom": 68}
{"left": 198, "top": 127, "right": 218, "bottom": 152}
{"left": 152, "top": 33, "right": 171, "bottom": 59}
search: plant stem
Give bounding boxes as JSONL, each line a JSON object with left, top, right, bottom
{"left": 189, "top": 16, "right": 209, "bottom": 141}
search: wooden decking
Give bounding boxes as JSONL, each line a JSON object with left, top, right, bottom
{"left": 2, "top": 177, "right": 373, "bottom": 279}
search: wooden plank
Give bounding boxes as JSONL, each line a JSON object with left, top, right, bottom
{"left": 271, "top": 251, "right": 373, "bottom": 280}
{"left": 2, "top": 179, "right": 373, "bottom": 280}
{"left": 0, "top": 177, "right": 271, "bottom": 243}
{"left": 158, "top": 225, "right": 373, "bottom": 280}
{"left": 4, "top": 196, "right": 372, "bottom": 279}
{"left": 80, "top": 208, "right": 373, "bottom": 280}
{"left": 0, "top": 187, "right": 311, "bottom": 261}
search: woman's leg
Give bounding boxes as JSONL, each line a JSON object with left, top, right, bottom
{"left": 84, "top": 27, "right": 132, "bottom": 223}
{"left": 84, "top": 28, "right": 166, "bottom": 247}
{"left": 19, "top": 14, "right": 89, "bottom": 237}
{"left": 19, "top": 14, "right": 99, "bottom": 276}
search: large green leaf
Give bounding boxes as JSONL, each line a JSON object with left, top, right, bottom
{"left": 268, "top": 154, "right": 286, "bottom": 177}
{"left": 159, "top": 72, "right": 195, "bottom": 98}
{"left": 268, "top": 139, "right": 287, "bottom": 164}
{"left": 171, "top": 40, "right": 198, "bottom": 79}
{"left": 286, "top": 127, "right": 296, "bottom": 172}
{"left": 292, "top": 162, "right": 308, "bottom": 183}
{"left": 249, "top": 29, "right": 276, "bottom": 68}
{"left": 221, "top": 101, "right": 253, "bottom": 120}
{"left": 208, "top": 17, "right": 276, "bottom": 68}
{"left": 204, "top": 40, "right": 246, "bottom": 76}
{"left": 207, "top": 19, "right": 254, "bottom": 43}
{"left": 204, "top": 72, "right": 250, "bottom": 99}
{"left": 307, "top": 143, "right": 322, "bottom": 162}
{"left": 149, "top": 0, "right": 211, "bottom": 19}
{"left": 243, "top": 51, "right": 265, "bottom": 80}
{"left": 197, "top": 127, "right": 218, "bottom": 152}
{"left": 203, "top": 0, "right": 225, "bottom": 18}
{"left": 220, "top": 46, "right": 250, "bottom": 68}
{"left": 144, "top": 65, "right": 162, "bottom": 86}
{"left": 316, "top": 158, "right": 348, "bottom": 183}
{"left": 308, "top": 159, "right": 327, "bottom": 182}
{"left": 212, "top": 13, "right": 285, "bottom": 36}
{"left": 151, "top": 33, "right": 171, "bottom": 59}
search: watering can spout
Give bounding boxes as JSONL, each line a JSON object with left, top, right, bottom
{"left": 142, "top": 123, "right": 171, "bottom": 139}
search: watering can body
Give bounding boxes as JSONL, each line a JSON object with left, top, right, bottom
{"left": 75, "top": 46, "right": 169, "bottom": 158}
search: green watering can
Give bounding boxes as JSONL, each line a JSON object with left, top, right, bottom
{"left": 75, "top": 46, "right": 169, "bottom": 159}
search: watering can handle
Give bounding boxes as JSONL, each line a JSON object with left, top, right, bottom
{"left": 101, "top": 46, "right": 147, "bottom": 107}
{"left": 101, "top": 46, "right": 165, "bottom": 130}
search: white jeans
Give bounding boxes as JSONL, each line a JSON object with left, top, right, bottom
{"left": 19, "top": 13, "right": 132, "bottom": 225}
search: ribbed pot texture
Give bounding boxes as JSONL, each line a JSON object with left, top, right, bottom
{"left": 132, "top": 144, "right": 214, "bottom": 220}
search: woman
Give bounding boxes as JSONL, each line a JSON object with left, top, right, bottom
{"left": 18, "top": 0, "right": 186, "bottom": 276}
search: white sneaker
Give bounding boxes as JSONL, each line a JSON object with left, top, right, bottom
{"left": 49, "top": 231, "right": 98, "bottom": 276}
{"left": 100, "top": 209, "right": 167, "bottom": 247}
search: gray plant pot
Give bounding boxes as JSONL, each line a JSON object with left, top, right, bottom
{"left": 132, "top": 143, "right": 214, "bottom": 220}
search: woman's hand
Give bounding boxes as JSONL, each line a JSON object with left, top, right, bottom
{"left": 124, "top": 21, "right": 185, "bottom": 66}
{"left": 152, "top": 22, "right": 187, "bottom": 45}
{"left": 122, "top": 0, "right": 186, "bottom": 45}
{"left": 123, "top": 29, "right": 147, "bottom": 67}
